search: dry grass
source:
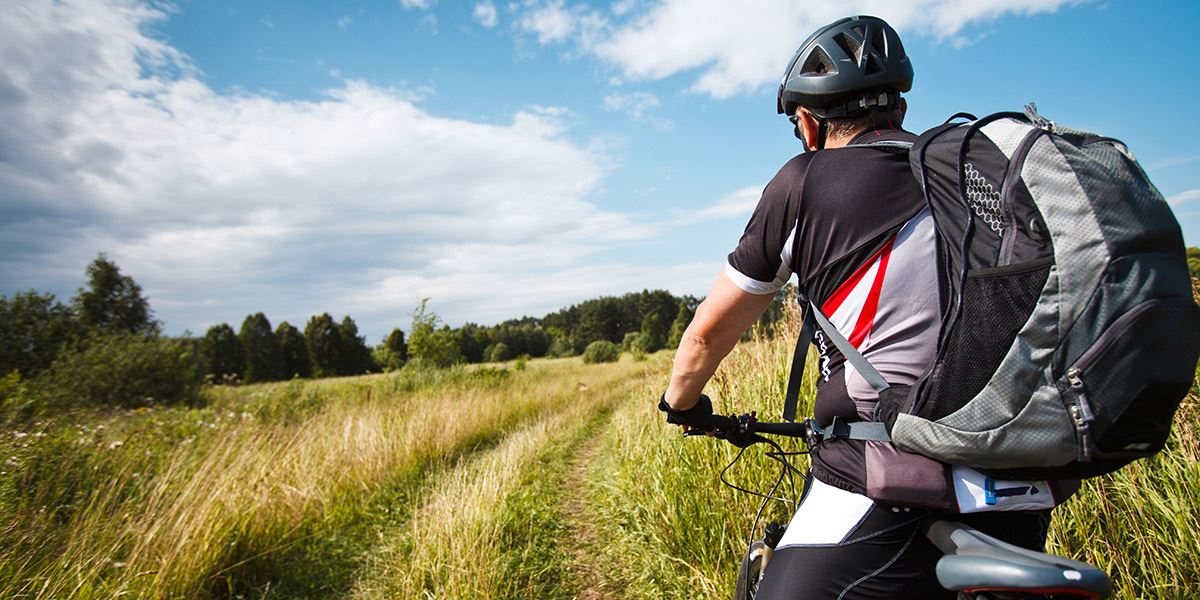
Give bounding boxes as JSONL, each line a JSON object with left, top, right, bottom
{"left": 0, "top": 358, "right": 639, "bottom": 599}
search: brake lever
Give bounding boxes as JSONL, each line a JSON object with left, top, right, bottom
{"left": 682, "top": 412, "right": 767, "bottom": 448}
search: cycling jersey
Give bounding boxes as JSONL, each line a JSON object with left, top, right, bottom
{"left": 726, "top": 128, "right": 941, "bottom": 496}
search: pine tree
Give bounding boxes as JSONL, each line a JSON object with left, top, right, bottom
{"left": 239, "top": 312, "right": 279, "bottom": 382}
{"left": 304, "top": 313, "right": 342, "bottom": 378}
{"left": 337, "top": 315, "right": 373, "bottom": 375}
{"left": 202, "top": 323, "right": 243, "bottom": 383}
{"left": 275, "top": 321, "right": 310, "bottom": 379}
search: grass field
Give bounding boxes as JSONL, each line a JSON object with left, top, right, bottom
{"left": 0, "top": 305, "right": 1196, "bottom": 598}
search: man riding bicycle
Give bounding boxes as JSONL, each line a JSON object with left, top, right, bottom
{"left": 659, "top": 16, "right": 1068, "bottom": 599}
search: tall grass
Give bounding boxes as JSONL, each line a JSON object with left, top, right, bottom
{"left": 353, "top": 392, "right": 618, "bottom": 598}
{"left": 589, "top": 299, "right": 1200, "bottom": 598}
{"left": 587, "top": 303, "right": 813, "bottom": 598}
{"left": 0, "top": 305, "right": 1194, "bottom": 598}
{"left": 0, "top": 358, "right": 640, "bottom": 598}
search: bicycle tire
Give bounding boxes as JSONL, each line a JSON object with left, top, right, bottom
{"left": 733, "top": 540, "right": 770, "bottom": 600}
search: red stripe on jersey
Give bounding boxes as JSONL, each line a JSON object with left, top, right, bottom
{"left": 847, "top": 237, "right": 895, "bottom": 348}
{"left": 821, "top": 239, "right": 893, "bottom": 316}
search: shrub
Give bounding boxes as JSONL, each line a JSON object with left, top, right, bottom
{"left": 408, "top": 300, "right": 464, "bottom": 369}
{"left": 514, "top": 354, "right": 529, "bottom": 371}
{"left": 582, "top": 340, "right": 620, "bottom": 364}
{"left": 489, "top": 342, "right": 512, "bottom": 363}
{"left": 548, "top": 337, "right": 574, "bottom": 358}
{"left": 33, "top": 333, "right": 202, "bottom": 409}
{"left": 623, "top": 332, "right": 653, "bottom": 354}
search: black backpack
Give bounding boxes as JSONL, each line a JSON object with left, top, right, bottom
{"left": 785, "top": 105, "right": 1200, "bottom": 481}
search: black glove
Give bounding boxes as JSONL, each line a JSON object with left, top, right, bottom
{"left": 658, "top": 393, "right": 714, "bottom": 428}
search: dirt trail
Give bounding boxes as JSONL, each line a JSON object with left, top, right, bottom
{"left": 558, "top": 416, "right": 621, "bottom": 600}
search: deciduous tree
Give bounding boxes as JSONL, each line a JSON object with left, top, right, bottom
{"left": 408, "top": 300, "right": 463, "bottom": 369}
{"left": 72, "top": 254, "right": 158, "bottom": 335}
{"left": 0, "top": 291, "right": 80, "bottom": 377}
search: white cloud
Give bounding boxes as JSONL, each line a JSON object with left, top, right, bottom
{"left": 602, "top": 91, "right": 669, "bottom": 129}
{"left": 0, "top": 0, "right": 657, "bottom": 338}
{"left": 400, "top": 0, "right": 435, "bottom": 9}
{"left": 1167, "top": 189, "right": 1200, "bottom": 207}
{"left": 518, "top": 0, "right": 575, "bottom": 44}
{"left": 517, "top": 0, "right": 1084, "bottom": 98}
{"left": 473, "top": 2, "right": 499, "bottom": 28}
{"left": 337, "top": 15, "right": 353, "bottom": 29}
{"left": 611, "top": 0, "right": 639, "bottom": 16}
{"left": 668, "top": 186, "right": 762, "bottom": 224}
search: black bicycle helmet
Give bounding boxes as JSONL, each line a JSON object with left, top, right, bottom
{"left": 776, "top": 15, "right": 913, "bottom": 119}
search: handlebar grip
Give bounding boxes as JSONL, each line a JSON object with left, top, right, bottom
{"left": 752, "top": 421, "right": 810, "bottom": 438}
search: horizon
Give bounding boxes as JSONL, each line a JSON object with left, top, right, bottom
{"left": 3, "top": 0, "right": 1199, "bottom": 342}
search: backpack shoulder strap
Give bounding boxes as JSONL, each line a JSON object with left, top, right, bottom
{"left": 782, "top": 288, "right": 891, "bottom": 422}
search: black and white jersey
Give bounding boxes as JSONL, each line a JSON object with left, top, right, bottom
{"left": 726, "top": 129, "right": 941, "bottom": 494}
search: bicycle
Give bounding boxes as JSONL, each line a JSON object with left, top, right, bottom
{"left": 686, "top": 411, "right": 1113, "bottom": 600}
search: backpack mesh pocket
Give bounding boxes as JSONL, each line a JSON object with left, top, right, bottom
{"left": 918, "top": 260, "right": 1051, "bottom": 420}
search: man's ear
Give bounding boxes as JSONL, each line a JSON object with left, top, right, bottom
{"left": 798, "top": 110, "right": 821, "bottom": 152}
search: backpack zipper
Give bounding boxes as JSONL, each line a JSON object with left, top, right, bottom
{"left": 997, "top": 127, "right": 1046, "bottom": 266}
{"left": 1066, "top": 367, "right": 1095, "bottom": 462}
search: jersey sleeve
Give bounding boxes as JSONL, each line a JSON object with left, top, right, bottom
{"left": 725, "top": 162, "right": 804, "bottom": 295}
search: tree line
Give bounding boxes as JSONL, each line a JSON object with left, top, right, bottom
{"left": 2, "top": 254, "right": 818, "bottom": 411}
{"left": 200, "top": 288, "right": 705, "bottom": 380}
{"left": 0, "top": 256, "right": 707, "bottom": 410}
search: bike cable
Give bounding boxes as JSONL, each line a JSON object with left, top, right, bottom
{"left": 719, "top": 437, "right": 808, "bottom": 595}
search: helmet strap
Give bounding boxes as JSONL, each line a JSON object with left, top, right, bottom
{"left": 801, "top": 115, "right": 828, "bottom": 153}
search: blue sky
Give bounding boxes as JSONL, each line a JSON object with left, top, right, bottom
{"left": 2, "top": 0, "right": 1198, "bottom": 342}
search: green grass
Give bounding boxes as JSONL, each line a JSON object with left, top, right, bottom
{"left": 0, "top": 314, "right": 1195, "bottom": 599}
{"left": 581, "top": 301, "right": 1200, "bottom": 599}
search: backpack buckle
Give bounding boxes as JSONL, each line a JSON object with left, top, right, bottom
{"left": 803, "top": 418, "right": 823, "bottom": 448}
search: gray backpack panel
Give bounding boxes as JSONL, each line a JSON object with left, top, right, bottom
{"left": 888, "top": 109, "right": 1199, "bottom": 479}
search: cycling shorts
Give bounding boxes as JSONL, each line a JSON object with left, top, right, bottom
{"left": 755, "top": 475, "right": 1051, "bottom": 600}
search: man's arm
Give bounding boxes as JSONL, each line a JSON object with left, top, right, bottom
{"left": 664, "top": 270, "right": 778, "bottom": 410}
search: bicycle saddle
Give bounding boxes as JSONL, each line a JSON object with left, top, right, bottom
{"left": 925, "top": 520, "right": 1112, "bottom": 598}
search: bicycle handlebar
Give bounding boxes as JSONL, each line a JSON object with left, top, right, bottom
{"left": 683, "top": 412, "right": 815, "bottom": 448}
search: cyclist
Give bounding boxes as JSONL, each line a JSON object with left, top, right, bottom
{"left": 659, "top": 16, "right": 1060, "bottom": 599}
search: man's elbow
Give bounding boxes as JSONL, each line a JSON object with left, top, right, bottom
{"left": 682, "top": 330, "right": 713, "bottom": 351}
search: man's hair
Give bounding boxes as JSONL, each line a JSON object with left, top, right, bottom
{"left": 825, "top": 106, "right": 904, "bottom": 141}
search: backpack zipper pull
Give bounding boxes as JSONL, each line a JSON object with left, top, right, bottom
{"left": 1066, "top": 367, "right": 1095, "bottom": 461}
{"left": 1024, "top": 102, "right": 1055, "bottom": 132}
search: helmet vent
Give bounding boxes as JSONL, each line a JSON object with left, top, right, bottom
{"left": 851, "top": 25, "right": 866, "bottom": 37}
{"left": 834, "top": 32, "right": 862, "bottom": 64}
{"left": 870, "top": 26, "right": 887, "bottom": 56}
{"left": 801, "top": 46, "right": 836, "bottom": 76}
{"left": 864, "top": 53, "right": 884, "bottom": 75}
